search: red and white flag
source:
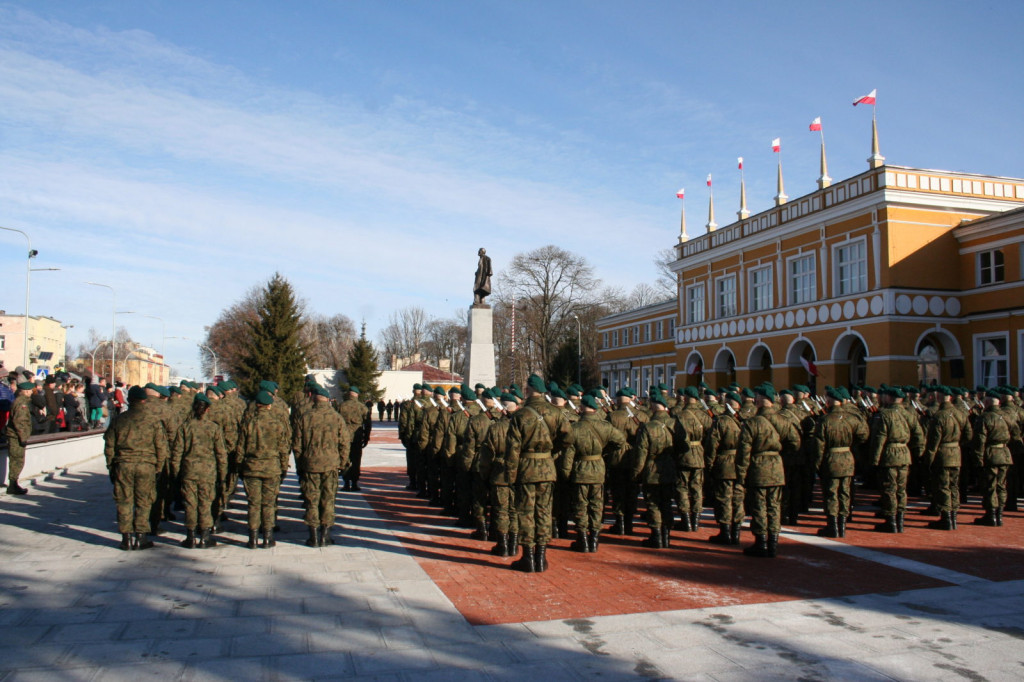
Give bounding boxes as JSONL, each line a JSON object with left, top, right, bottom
{"left": 800, "top": 356, "right": 819, "bottom": 377}
{"left": 706, "top": 174, "right": 712, "bottom": 187}
{"left": 737, "top": 157, "right": 743, "bottom": 170}
{"left": 809, "top": 117, "right": 822, "bottom": 131}
{"left": 687, "top": 360, "right": 701, "bottom": 375}
{"left": 771, "top": 138, "right": 781, "bottom": 153}
{"left": 852, "top": 89, "right": 877, "bottom": 106}
{"left": 676, "top": 188, "right": 685, "bottom": 199}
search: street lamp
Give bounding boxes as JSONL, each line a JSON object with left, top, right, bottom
{"left": 0, "top": 226, "right": 35, "bottom": 370}
{"left": 84, "top": 282, "right": 116, "bottom": 384}
{"left": 571, "top": 313, "right": 582, "bottom": 386}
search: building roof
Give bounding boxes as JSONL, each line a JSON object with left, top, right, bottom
{"left": 398, "top": 361, "right": 463, "bottom": 383}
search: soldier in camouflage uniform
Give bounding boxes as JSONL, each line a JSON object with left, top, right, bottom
{"left": 923, "top": 385, "right": 973, "bottom": 530}
{"left": 606, "top": 388, "right": 647, "bottom": 535}
{"left": 415, "top": 387, "right": 444, "bottom": 500}
{"left": 674, "top": 386, "right": 711, "bottom": 532}
{"left": 549, "top": 385, "right": 578, "bottom": 539}
{"left": 812, "top": 387, "right": 870, "bottom": 538}
{"left": 208, "top": 383, "right": 244, "bottom": 525}
{"left": 104, "top": 386, "right": 169, "bottom": 550}
{"left": 560, "top": 395, "right": 626, "bottom": 553}
{"left": 440, "top": 386, "right": 474, "bottom": 518}
{"left": 238, "top": 391, "right": 291, "bottom": 548}
{"left": 736, "top": 385, "right": 800, "bottom": 558}
{"left": 5, "top": 382, "right": 34, "bottom": 494}
{"left": 336, "top": 386, "right": 370, "bottom": 491}
{"left": 483, "top": 393, "right": 518, "bottom": 557}
{"left": 171, "top": 393, "right": 227, "bottom": 548}
{"left": 143, "top": 384, "right": 182, "bottom": 535}
{"left": 738, "top": 388, "right": 758, "bottom": 421}
{"left": 458, "top": 386, "right": 497, "bottom": 539}
{"left": 972, "top": 390, "right": 1017, "bottom": 526}
{"left": 506, "top": 374, "right": 574, "bottom": 573}
{"left": 869, "top": 387, "right": 924, "bottom": 533}
{"left": 398, "top": 384, "right": 425, "bottom": 490}
{"left": 707, "top": 391, "right": 743, "bottom": 545}
{"left": 294, "top": 385, "right": 351, "bottom": 546}
{"left": 632, "top": 392, "right": 679, "bottom": 549}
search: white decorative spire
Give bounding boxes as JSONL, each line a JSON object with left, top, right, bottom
{"left": 705, "top": 174, "right": 717, "bottom": 232}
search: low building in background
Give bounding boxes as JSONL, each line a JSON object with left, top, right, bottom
{"left": 0, "top": 312, "right": 67, "bottom": 378}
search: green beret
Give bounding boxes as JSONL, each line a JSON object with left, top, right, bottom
{"left": 474, "top": 383, "right": 486, "bottom": 390}
{"left": 615, "top": 389, "right": 629, "bottom": 398}
{"left": 413, "top": 383, "right": 422, "bottom": 391}
{"left": 461, "top": 384, "right": 473, "bottom": 397}
{"left": 128, "top": 386, "right": 148, "bottom": 403}
{"left": 724, "top": 392, "right": 741, "bottom": 404}
{"left": 675, "top": 387, "right": 686, "bottom": 396}
{"left": 144, "top": 382, "right": 160, "bottom": 392}
{"left": 683, "top": 386, "right": 700, "bottom": 399}
{"left": 500, "top": 392, "right": 516, "bottom": 403}
{"left": 547, "top": 381, "right": 560, "bottom": 393}
{"left": 566, "top": 386, "right": 581, "bottom": 397}
{"left": 448, "top": 386, "right": 462, "bottom": 396}
{"left": 179, "top": 380, "right": 190, "bottom": 388}
{"left": 348, "top": 385, "right": 361, "bottom": 395}
{"left": 313, "top": 385, "right": 330, "bottom": 398}
{"left": 17, "top": 381, "right": 34, "bottom": 391}
{"left": 728, "top": 382, "right": 740, "bottom": 389}
{"left": 699, "top": 381, "right": 711, "bottom": 390}
{"left": 258, "top": 380, "right": 275, "bottom": 392}
{"left": 657, "top": 382, "right": 670, "bottom": 392}
{"left": 837, "top": 387, "right": 851, "bottom": 401}
{"left": 580, "top": 395, "right": 599, "bottom": 410}
{"left": 934, "top": 385, "right": 952, "bottom": 396}
{"left": 255, "top": 390, "right": 274, "bottom": 405}
{"left": 826, "top": 387, "right": 844, "bottom": 401}
{"left": 169, "top": 386, "right": 182, "bottom": 395}
{"left": 510, "top": 383, "right": 521, "bottom": 392}
{"left": 862, "top": 385, "right": 876, "bottom": 394}
{"left": 206, "top": 385, "right": 223, "bottom": 396}
{"left": 779, "top": 389, "right": 793, "bottom": 398}
{"left": 221, "top": 380, "right": 237, "bottom": 391}
{"left": 194, "top": 393, "right": 211, "bottom": 406}
{"left": 189, "top": 381, "right": 201, "bottom": 390}
{"left": 986, "top": 389, "right": 1002, "bottom": 399}
{"left": 793, "top": 384, "right": 810, "bottom": 394}
{"left": 433, "top": 386, "right": 446, "bottom": 395}
{"left": 154, "top": 386, "right": 170, "bottom": 398}
{"left": 527, "top": 374, "right": 547, "bottom": 393}
{"left": 511, "top": 386, "right": 524, "bottom": 400}
{"left": 549, "top": 386, "right": 567, "bottom": 400}
{"left": 891, "top": 387, "right": 906, "bottom": 400}
{"left": 650, "top": 393, "right": 668, "bottom": 408}
{"left": 741, "top": 387, "right": 755, "bottom": 399}
{"left": 754, "top": 385, "right": 777, "bottom": 401}
{"left": 421, "top": 383, "right": 432, "bottom": 392}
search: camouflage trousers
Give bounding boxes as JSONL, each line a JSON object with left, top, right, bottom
{"left": 344, "top": 442, "right": 364, "bottom": 484}
{"left": 675, "top": 467, "right": 704, "bottom": 515}
{"left": 877, "top": 466, "right": 909, "bottom": 514}
{"left": 471, "top": 472, "right": 489, "bottom": 527}
{"left": 642, "top": 483, "right": 675, "bottom": 530}
{"left": 491, "top": 484, "right": 518, "bottom": 534}
{"left": 300, "top": 471, "right": 339, "bottom": 527}
{"left": 571, "top": 483, "right": 604, "bottom": 534}
{"left": 712, "top": 478, "right": 745, "bottom": 524}
{"left": 243, "top": 475, "right": 281, "bottom": 531}
{"left": 821, "top": 476, "right": 853, "bottom": 518}
{"left": 932, "top": 467, "right": 960, "bottom": 513}
{"left": 6, "top": 441, "right": 25, "bottom": 484}
{"left": 181, "top": 477, "right": 217, "bottom": 530}
{"left": 515, "top": 481, "right": 553, "bottom": 547}
{"left": 607, "top": 467, "right": 639, "bottom": 523}
{"left": 112, "top": 461, "right": 157, "bottom": 534}
{"left": 981, "top": 465, "right": 1009, "bottom": 512}
{"left": 747, "top": 485, "right": 783, "bottom": 536}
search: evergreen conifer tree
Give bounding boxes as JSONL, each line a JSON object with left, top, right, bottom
{"left": 344, "top": 322, "right": 383, "bottom": 402}
{"left": 236, "top": 273, "right": 308, "bottom": 398}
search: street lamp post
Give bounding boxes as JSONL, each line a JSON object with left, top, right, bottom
{"left": 0, "top": 226, "right": 37, "bottom": 370}
{"left": 85, "top": 282, "right": 116, "bottom": 384}
{"left": 571, "top": 313, "right": 582, "bottom": 387}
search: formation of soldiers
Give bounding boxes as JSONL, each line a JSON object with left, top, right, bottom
{"left": 397, "top": 376, "right": 1022, "bottom": 570}
{"left": 101, "top": 377, "right": 370, "bottom": 551}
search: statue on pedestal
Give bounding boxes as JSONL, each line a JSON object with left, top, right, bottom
{"left": 473, "top": 248, "right": 492, "bottom": 307}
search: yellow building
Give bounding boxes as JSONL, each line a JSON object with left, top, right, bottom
{"left": 598, "top": 165, "right": 1024, "bottom": 393}
{"left": 0, "top": 313, "right": 67, "bottom": 377}
{"left": 598, "top": 299, "right": 677, "bottom": 395}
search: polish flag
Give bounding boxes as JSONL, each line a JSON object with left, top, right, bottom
{"left": 809, "top": 117, "right": 822, "bottom": 131}
{"left": 687, "top": 360, "right": 702, "bottom": 375}
{"left": 853, "top": 89, "right": 877, "bottom": 106}
{"left": 706, "top": 174, "right": 712, "bottom": 187}
{"left": 737, "top": 157, "right": 743, "bottom": 170}
{"left": 800, "top": 356, "right": 819, "bottom": 377}
{"left": 771, "top": 138, "right": 781, "bottom": 153}
{"left": 676, "top": 188, "right": 685, "bottom": 199}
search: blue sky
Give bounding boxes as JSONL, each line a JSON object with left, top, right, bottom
{"left": 1, "top": 1, "right": 1022, "bottom": 377}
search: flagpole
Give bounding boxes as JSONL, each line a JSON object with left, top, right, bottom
{"left": 738, "top": 158, "right": 749, "bottom": 220}
{"left": 818, "top": 123, "right": 831, "bottom": 189}
{"left": 678, "top": 190, "right": 688, "bottom": 243}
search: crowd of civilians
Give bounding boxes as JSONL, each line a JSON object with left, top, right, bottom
{"left": 0, "top": 365, "right": 125, "bottom": 442}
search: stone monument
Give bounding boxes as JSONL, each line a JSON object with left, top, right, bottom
{"left": 466, "top": 248, "right": 496, "bottom": 387}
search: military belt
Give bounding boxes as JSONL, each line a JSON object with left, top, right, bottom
{"left": 755, "top": 451, "right": 780, "bottom": 456}
{"left": 827, "top": 447, "right": 851, "bottom": 454}
{"left": 580, "top": 455, "right": 603, "bottom": 461}
{"left": 523, "top": 452, "right": 552, "bottom": 459}
{"left": 719, "top": 449, "right": 737, "bottom": 455}
{"left": 687, "top": 441, "right": 702, "bottom": 447}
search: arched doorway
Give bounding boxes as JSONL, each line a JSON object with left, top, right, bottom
{"left": 684, "top": 352, "right": 704, "bottom": 387}
{"left": 914, "top": 329, "right": 963, "bottom": 387}
{"left": 786, "top": 338, "right": 819, "bottom": 395}
{"left": 713, "top": 348, "right": 736, "bottom": 388}
{"left": 748, "top": 344, "right": 773, "bottom": 387}
{"left": 917, "top": 342, "right": 940, "bottom": 386}
{"left": 832, "top": 333, "right": 868, "bottom": 388}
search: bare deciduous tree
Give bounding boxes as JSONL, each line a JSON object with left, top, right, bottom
{"left": 654, "top": 247, "right": 678, "bottom": 298}
{"left": 302, "top": 313, "right": 356, "bottom": 369}
{"left": 378, "top": 306, "right": 431, "bottom": 365}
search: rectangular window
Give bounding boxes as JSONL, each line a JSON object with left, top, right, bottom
{"left": 643, "top": 367, "right": 651, "bottom": 396}
{"left": 602, "top": 332, "right": 608, "bottom": 349}
{"left": 611, "top": 330, "right": 618, "bottom": 347}
{"left": 644, "top": 323, "right": 651, "bottom": 343}
{"left": 979, "top": 249, "right": 1005, "bottom": 286}
{"left": 789, "top": 254, "right": 816, "bottom": 305}
{"left": 0, "top": 334, "right": 5, "bottom": 351}
{"left": 656, "top": 320, "right": 663, "bottom": 340}
{"left": 749, "top": 265, "right": 773, "bottom": 313}
{"left": 717, "top": 275, "right": 737, "bottom": 318}
{"left": 978, "top": 335, "right": 1008, "bottom": 387}
{"left": 687, "top": 285, "right": 706, "bottom": 324}
{"left": 835, "top": 240, "right": 867, "bottom": 296}
{"left": 633, "top": 326, "right": 640, "bottom": 344}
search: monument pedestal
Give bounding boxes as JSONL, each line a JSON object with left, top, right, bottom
{"left": 466, "top": 305, "right": 496, "bottom": 388}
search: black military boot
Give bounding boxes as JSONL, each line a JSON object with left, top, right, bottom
{"left": 306, "top": 526, "right": 319, "bottom": 547}
{"left": 766, "top": 533, "right": 780, "bottom": 558}
{"left": 119, "top": 533, "right": 132, "bottom": 551}
{"left": 973, "top": 511, "right": 997, "bottom": 526}
{"left": 661, "top": 525, "right": 671, "bottom": 548}
{"left": 743, "top": 535, "right": 769, "bottom": 557}
{"left": 263, "top": 528, "right": 276, "bottom": 548}
{"left": 875, "top": 516, "right": 897, "bottom": 533}
{"left": 729, "top": 523, "right": 742, "bottom": 545}
{"left": 929, "top": 512, "right": 952, "bottom": 530}
{"left": 690, "top": 512, "right": 700, "bottom": 532}
{"left": 817, "top": 516, "right": 838, "bottom": 538}
{"left": 491, "top": 533, "right": 509, "bottom": 557}
{"left": 950, "top": 511, "right": 958, "bottom": 530}
{"left": 511, "top": 544, "right": 535, "bottom": 573}
{"left": 588, "top": 531, "right": 599, "bottom": 553}
{"left": 470, "top": 520, "right": 488, "bottom": 541}
{"left": 508, "top": 532, "right": 519, "bottom": 554}
{"left": 677, "top": 513, "right": 692, "bottom": 532}
{"left": 319, "top": 525, "right": 334, "bottom": 546}
{"left": 642, "top": 528, "right": 663, "bottom": 548}
{"left": 608, "top": 514, "right": 625, "bottom": 535}
{"left": 201, "top": 528, "right": 217, "bottom": 548}
{"left": 896, "top": 512, "right": 905, "bottom": 533}
{"left": 247, "top": 530, "right": 258, "bottom": 549}
{"left": 180, "top": 529, "right": 196, "bottom": 549}
{"left": 571, "top": 529, "right": 589, "bottom": 552}
{"left": 535, "top": 545, "right": 549, "bottom": 572}
{"left": 837, "top": 515, "right": 847, "bottom": 538}
{"left": 556, "top": 518, "right": 569, "bottom": 540}
{"left": 709, "top": 524, "right": 731, "bottom": 544}
{"left": 623, "top": 515, "right": 634, "bottom": 535}
{"left": 995, "top": 509, "right": 1003, "bottom": 527}
{"left": 135, "top": 532, "right": 154, "bottom": 550}
{"left": 7, "top": 482, "right": 28, "bottom": 495}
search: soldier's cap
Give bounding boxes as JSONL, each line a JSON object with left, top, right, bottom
{"left": 169, "top": 386, "right": 182, "bottom": 395}
{"left": 128, "top": 386, "right": 148, "bottom": 403}
{"left": 549, "top": 386, "right": 567, "bottom": 400}
{"left": 657, "top": 382, "right": 670, "bottom": 392}
{"left": 650, "top": 393, "right": 668, "bottom": 408}
{"left": 482, "top": 388, "right": 498, "bottom": 401}
{"left": 433, "top": 386, "right": 446, "bottom": 395}
{"left": 510, "top": 386, "right": 524, "bottom": 400}
{"left": 206, "top": 385, "right": 224, "bottom": 396}
{"left": 220, "top": 380, "right": 237, "bottom": 391}
{"left": 547, "top": 381, "right": 560, "bottom": 393}
{"left": 526, "top": 374, "right": 547, "bottom": 393}
{"left": 313, "top": 385, "right": 330, "bottom": 398}
{"left": 474, "top": 383, "right": 486, "bottom": 390}
{"left": 566, "top": 386, "right": 581, "bottom": 397}
{"left": 421, "top": 383, "right": 432, "bottom": 392}
{"left": 837, "top": 387, "right": 851, "bottom": 401}
{"left": 413, "top": 383, "right": 422, "bottom": 391}
{"left": 189, "top": 381, "right": 202, "bottom": 390}
{"left": 724, "top": 391, "right": 742, "bottom": 405}
{"left": 153, "top": 386, "right": 171, "bottom": 398}
{"left": 778, "top": 389, "right": 794, "bottom": 398}
{"left": 144, "top": 382, "right": 162, "bottom": 394}
{"left": 754, "top": 385, "right": 776, "bottom": 401}
{"left": 348, "top": 385, "right": 361, "bottom": 395}
{"left": 683, "top": 386, "right": 700, "bottom": 399}
{"left": 741, "top": 387, "right": 755, "bottom": 399}
{"left": 179, "top": 380, "right": 190, "bottom": 388}
{"left": 615, "top": 389, "right": 630, "bottom": 398}
{"left": 903, "top": 385, "right": 918, "bottom": 395}
{"left": 793, "top": 384, "right": 810, "bottom": 394}
{"left": 986, "top": 389, "right": 1003, "bottom": 400}
{"left": 194, "top": 393, "right": 212, "bottom": 406}
{"left": 16, "top": 381, "right": 34, "bottom": 391}
{"left": 699, "top": 381, "right": 711, "bottom": 390}
{"left": 258, "top": 380, "right": 276, "bottom": 392}
{"left": 580, "top": 395, "right": 599, "bottom": 410}
{"left": 589, "top": 386, "right": 606, "bottom": 395}
{"left": 934, "top": 385, "right": 952, "bottom": 396}
{"left": 500, "top": 392, "right": 516, "bottom": 404}
{"left": 619, "top": 387, "right": 633, "bottom": 397}
{"left": 704, "top": 389, "right": 716, "bottom": 398}
{"left": 570, "top": 384, "right": 584, "bottom": 394}
{"left": 448, "top": 386, "right": 461, "bottom": 396}
{"left": 675, "top": 387, "right": 686, "bottom": 396}
{"left": 255, "top": 390, "right": 274, "bottom": 405}
{"left": 461, "top": 383, "right": 473, "bottom": 397}
{"left": 862, "top": 385, "right": 876, "bottom": 394}
{"left": 975, "top": 385, "right": 987, "bottom": 392}
{"left": 826, "top": 387, "right": 844, "bottom": 401}
{"left": 890, "top": 387, "right": 906, "bottom": 399}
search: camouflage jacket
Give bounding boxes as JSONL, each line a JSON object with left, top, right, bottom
{"left": 238, "top": 405, "right": 291, "bottom": 477}
{"left": 506, "top": 396, "right": 574, "bottom": 485}
{"left": 208, "top": 399, "right": 242, "bottom": 455}
{"left": 482, "top": 416, "right": 513, "bottom": 485}
{"left": 6, "top": 394, "right": 32, "bottom": 446}
{"left": 415, "top": 402, "right": 441, "bottom": 455}
{"left": 676, "top": 404, "right": 710, "bottom": 469}
{"left": 972, "top": 407, "right": 1016, "bottom": 467}
{"left": 293, "top": 402, "right": 351, "bottom": 473}
{"left": 812, "top": 406, "right": 870, "bottom": 477}
{"left": 337, "top": 397, "right": 370, "bottom": 447}
{"left": 104, "top": 403, "right": 169, "bottom": 469}
{"left": 924, "top": 402, "right": 972, "bottom": 468}
{"left": 608, "top": 404, "right": 648, "bottom": 460}
{"left": 738, "top": 401, "right": 758, "bottom": 421}
{"left": 560, "top": 413, "right": 626, "bottom": 484}
{"left": 631, "top": 411, "right": 680, "bottom": 485}
{"left": 461, "top": 405, "right": 499, "bottom": 473}
{"left": 736, "top": 406, "right": 801, "bottom": 487}
{"left": 171, "top": 414, "right": 227, "bottom": 482}
{"left": 868, "top": 404, "right": 923, "bottom": 467}
{"left": 707, "top": 412, "right": 742, "bottom": 480}
{"left": 442, "top": 401, "right": 477, "bottom": 463}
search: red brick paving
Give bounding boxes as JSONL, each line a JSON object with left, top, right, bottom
{"left": 360, "top": 468, "right": 950, "bottom": 626}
